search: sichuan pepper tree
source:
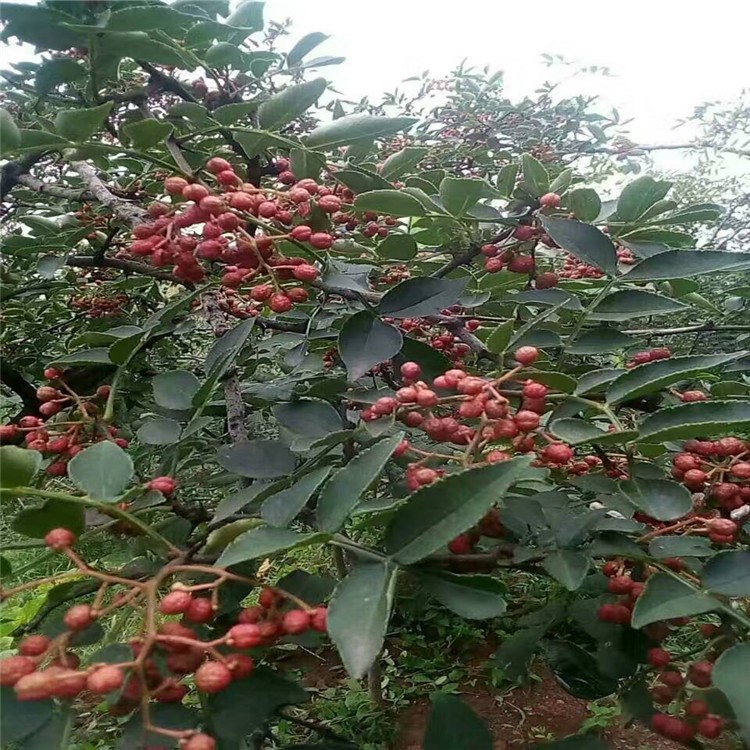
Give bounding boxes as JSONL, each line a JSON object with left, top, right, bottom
{"left": 1, "top": 2, "right": 750, "bottom": 749}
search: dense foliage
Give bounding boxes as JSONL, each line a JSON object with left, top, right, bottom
{"left": 1, "top": 2, "right": 749, "bottom": 749}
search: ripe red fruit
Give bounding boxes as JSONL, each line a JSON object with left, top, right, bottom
{"left": 269, "top": 293, "right": 293, "bottom": 313}
{"left": 682, "top": 468, "right": 707, "bottom": 486}
{"left": 198, "top": 195, "right": 224, "bottom": 215}
{"left": 415, "top": 389, "right": 438, "bottom": 407}
{"left": 290, "top": 225, "right": 313, "bottom": 241}
{"left": 206, "top": 157, "right": 232, "bottom": 174}
{"left": 535, "top": 271, "right": 559, "bottom": 289}
{"left": 414, "top": 467, "right": 438, "bottom": 486}
{"left": 688, "top": 660, "right": 713, "bottom": 687}
{"left": 286, "top": 287, "right": 309, "bottom": 304}
{"left": 238, "top": 606, "right": 265, "bottom": 624}
{"left": 514, "top": 225, "right": 536, "bottom": 241}
{"left": 159, "top": 591, "right": 193, "bottom": 615}
{"left": 0, "top": 424, "right": 19, "bottom": 441}
{"left": 292, "top": 264, "right": 319, "bottom": 281}
{"left": 685, "top": 699, "right": 709, "bottom": 717}
{"left": 164, "top": 176, "right": 188, "bottom": 194}
{"left": 185, "top": 597, "right": 214, "bottom": 624}
{"left": 707, "top": 518, "right": 737, "bottom": 536}
{"left": 183, "top": 733, "right": 217, "bottom": 750}
{"left": 317, "top": 195, "right": 342, "bottom": 213}
{"left": 39, "top": 402, "right": 61, "bottom": 418}
{"left": 228, "top": 623, "right": 263, "bottom": 649}
{"left": 155, "top": 677, "right": 188, "bottom": 703}
{"left": 64, "top": 604, "right": 94, "bottom": 631}
{"left": 448, "top": 533, "right": 475, "bottom": 554}
{"left": 650, "top": 684, "right": 675, "bottom": 704}
{"left": 43, "top": 367, "right": 62, "bottom": 380}
{"left": 225, "top": 653, "right": 255, "bottom": 678}
{"left": 309, "top": 232, "right": 333, "bottom": 249}
{"left": 19, "top": 635, "right": 50, "bottom": 657}
{"left": 0, "top": 656, "right": 36, "bottom": 686}
{"left": 217, "top": 169, "right": 238, "bottom": 185}
{"left": 281, "top": 609, "right": 311, "bottom": 635}
{"left": 658, "top": 670, "right": 684, "bottom": 688}
{"left": 696, "top": 717, "right": 724, "bottom": 739}
{"left": 542, "top": 444, "right": 573, "bottom": 465}
{"left": 647, "top": 648, "right": 671, "bottom": 667}
{"left": 14, "top": 671, "right": 53, "bottom": 701}
{"left": 539, "top": 192, "right": 561, "bottom": 208}
{"left": 607, "top": 575, "right": 634, "bottom": 595}
{"left": 514, "top": 346, "right": 539, "bottom": 366}
{"left": 730, "top": 461, "right": 750, "bottom": 479}
{"left": 400, "top": 361, "right": 421, "bottom": 380}
{"left": 182, "top": 183, "right": 210, "bottom": 202}
{"left": 36, "top": 385, "right": 60, "bottom": 402}
{"left": 259, "top": 587, "right": 279, "bottom": 609}
{"left": 310, "top": 606, "right": 328, "bottom": 633}
{"left": 44, "top": 527, "right": 76, "bottom": 551}
{"left": 514, "top": 410, "right": 540, "bottom": 432}
{"left": 508, "top": 255, "right": 535, "bottom": 274}
{"left": 195, "top": 661, "right": 232, "bottom": 693}
{"left": 484, "top": 257, "right": 504, "bottom": 273}
{"left": 87, "top": 665, "right": 124, "bottom": 694}
{"left": 148, "top": 476, "right": 177, "bottom": 495}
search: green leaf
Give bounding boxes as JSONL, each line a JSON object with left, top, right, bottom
{"left": 625, "top": 250, "right": 750, "bottom": 281}
{"left": 713, "top": 643, "right": 750, "bottom": 744}
{"left": 305, "top": 114, "right": 417, "bottom": 150}
{"left": 216, "top": 439, "right": 296, "bottom": 479}
{"left": 394, "top": 337, "right": 452, "bottom": 382}
{"left": 548, "top": 418, "right": 635, "bottom": 447}
{"left": 495, "top": 163, "right": 518, "bottom": 197}
{"left": 568, "top": 328, "right": 636, "bottom": 354}
{"left": 439, "top": 176, "right": 489, "bottom": 216}
{"left": 261, "top": 466, "right": 332, "bottom": 527}
{"left": 549, "top": 168, "right": 573, "bottom": 195}
{"left": 18, "top": 129, "right": 71, "bottom": 152}
{"left": 54, "top": 102, "right": 113, "bottom": 141}
{"left": 35, "top": 58, "right": 86, "bottom": 94}
{"left": 333, "top": 166, "right": 392, "bottom": 193}
{"left": 105, "top": 5, "right": 193, "bottom": 31}
{"left": 589, "top": 290, "right": 689, "bottom": 321}
{"left": 339, "top": 312, "right": 403, "bottom": 382}
{"left": 540, "top": 217, "right": 618, "bottom": 275}
{"left": 380, "top": 146, "right": 428, "bottom": 180}
{"left": 353, "top": 189, "right": 427, "bottom": 217}
{"left": 13, "top": 500, "right": 85, "bottom": 538}
{"left": 616, "top": 176, "right": 672, "bottom": 222}
{"left": 385, "top": 457, "right": 532, "bottom": 564}
{"left": 152, "top": 370, "right": 201, "bottom": 411}
{"left": 545, "top": 641, "right": 618, "bottom": 699}
{"left": 97, "top": 31, "right": 190, "bottom": 67}
{"left": 649, "top": 536, "right": 713, "bottom": 559}
{"left": 258, "top": 78, "right": 327, "bottom": 130}
{"left": 327, "top": 560, "right": 397, "bottom": 678}
{"left": 485, "top": 319, "right": 515, "bottom": 355}
{"left": 68, "top": 441, "right": 133, "bottom": 500}
{"left": 520, "top": 153, "right": 549, "bottom": 197}
{"left": 137, "top": 418, "right": 182, "bottom": 445}
{"left": 289, "top": 147, "right": 326, "bottom": 180}
{"left": 0, "top": 108, "right": 21, "bottom": 153}
{"left": 631, "top": 573, "right": 718, "bottom": 628}
{"left": 565, "top": 188, "right": 601, "bottom": 223}
{"left": 204, "top": 317, "right": 255, "bottom": 376}
{"left": 225, "top": 0, "right": 265, "bottom": 31}
{"left": 652, "top": 203, "right": 723, "bottom": 226}
{"left": 217, "top": 526, "right": 328, "bottom": 567}
{"left": 423, "top": 693, "right": 492, "bottom": 750}
{"left": 209, "top": 667, "right": 307, "bottom": 745}
{"left": 273, "top": 399, "right": 343, "bottom": 439}
{"left": 619, "top": 478, "right": 692, "bottom": 522}
{"left": 639, "top": 400, "right": 750, "bottom": 442}
{"left": 575, "top": 368, "right": 625, "bottom": 395}
{"left": 212, "top": 101, "right": 257, "bottom": 126}
{"left": 376, "top": 233, "right": 417, "bottom": 260}
{"left": 0, "top": 445, "right": 42, "bottom": 488}
{"left": 378, "top": 277, "right": 469, "bottom": 319}
{"left": 418, "top": 571, "right": 507, "bottom": 619}
{"left": 606, "top": 352, "right": 745, "bottom": 404}
{"left": 493, "top": 625, "right": 547, "bottom": 681}
{"left": 0, "top": 688, "right": 55, "bottom": 745}
{"left": 122, "top": 119, "right": 173, "bottom": 149}
{"left": 316, "top": 432, "right": 404, "bottom": 532}
{"left": 287, "top": 32, "right": 329, "bottom": 67}
{"left": 702, "top": 550, "right": 750, "bottom": 597}
{"left": 542, "top": 550, "right": 590, "bottom": 591}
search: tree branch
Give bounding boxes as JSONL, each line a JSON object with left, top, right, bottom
{"left": 65, "top": 255, "right": 176, "bottom": 282}
{"left": 0, "top": 153, "right": 45, "bottom": 200}
{"left": 623, "top": 324, "right": 750, "bottom": 336}
{"left": 16, "top": 173, "right": 94, "bottom": 201}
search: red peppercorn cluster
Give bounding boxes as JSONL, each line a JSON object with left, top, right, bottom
{"left": 626, "top": 347, "right": 671, "bottom": 368}
{"left": 0, "top": 530, "right": 328, "bottom": 750}
{"left": 71, "top": 290, "right": 129, "bottom": 317}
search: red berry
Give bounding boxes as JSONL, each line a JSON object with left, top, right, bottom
{"left": 539, "top": 192, "right": 561, "bottom": 208}
{"left": 514, "top": 346, "right": 539, "bottom": 365}
{"left": 182, "top": 183, "right": 210, "bottom": 202}
{"left": 650, "top": 684, "right": 675, "bottom": 704}
{"left": 237, "top": 606, "right": 264, "bottom": 624}
{"left": 259, "top": 588, "right": 279, "bottom": 609}
{"left": 508, "top": 255, "right": 535, "bottom": 274}
{"left": 415, "top": 389, "right": 438, "bottom": 407}
{"left": 185, "top": 597, "right": 214, "bottom": 624}
{"left": 19, "top": 635, "right": 50, "bottom": 657}
{"left": 43, "top": 367, "right": 62, "bottom": 380}
{"left": 514, "top": 410, "right": 540, "bottom": 431}
{"left": 292, "top": 264, "right": 319, "bottom": 281}
{"left": 542, "top": 444, "right": 573, "bottom": 465}
{"left": 659, "top": 670, "right": 684, "bottom": 688}
{"left": 522, "top": 381, "right": 548, "bottom": 399}
{"left": 0, "top": 424, "right": 19, "bottom": 441}
{"left": 309, "top": 232, "right": 333, "bottom": 249}
{"left": 195, "top": 661, "right": 232, "bottom": 693}
{"left": 535, "top": 271, "right": 558, "bottom": 289}
{"left": 269, "top": 293, "right": 293, "bottom": 313}
{"left": 688, "top": 660, "right": 712, "bottom": 687}
{"left": 281, "top": 609, "right": 311, "bottom": 635}
{"left": 206, "top": 157, "right": 232, "bottom": 174}
{"left": 683, "top": 468, "right": 707, "bottom": 486}
{"left": 225, "top": 653, "right": 255, "bottom": 678}
{"left": 607, "top": 575, "right": 634, "bottom": 595}
{"left": 310, "top": 606, "right": 328, "bottom": 633}
{"left": 730, "top": 461, "right": 750, "bottom": 479}
{"left": 148, "top": 476, "right": 177, "bottom": 496}
{"left": 183, "top": 733, "right": 217, "bottom": 750}
{"left": 484, "top": 257, "right": 504, "bottom": 273}
{"left": 165, "top": 176, "right": 188, "bottom": 194}
{"left": 290, "top": 225, "right": 312, "bottom": 241}
{"left": 696, "top": 717, "right": 724, "bottom": 739}
{"left": 447, "top": 533, "right": 474, "bottom": 555}
{"left": 227, "top": 624, "right": 263, "bottom": 649}
{"left": 44, "top": 527, "right": 76, "bottom": 551}
{"left": 36, "top": 385, "right": 60, "bottom": 402}
{"left": 216, "top": 169, "right": 238, "bottom": 186}
{"left": 685, "top": 699, "right": 709, "bottom": 717}
{"left": 400, "top": 361, "right": 421, "bottom": 380}
{"left": 0, "top": 656, "right": 36, "bottom": 686}
{"left": 647, "top": 648, "right": 671, "bottom": 667}
{"left": 514, "top": 225, "right": 536, "bottom": 241}
{"left": 64, "top": 604, "right": 94, "bottom": 631}
{"left": 159, "top": 591, "right": 193, "bottom": 615}
{"left": 87, "top": 665, "right": 124, "bottom": 694}
{"left": 14, "top": 671, "right": 53, "bottom": 701}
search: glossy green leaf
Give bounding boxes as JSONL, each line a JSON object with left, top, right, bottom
{"left": 568, "top": 327, "right": 636, "bottom": 354}
{"left": 495, "top": 163, "right": 518, "bottom": 197}
{"left": 520, "top": 153, "right": 549, "bottom": 197}
{"left": 625, "top": 249, "right": 750, "bottom": 281}
{"left": 67, "top": 441, "right": 133, "bottom": 500}
{"left": 273, "top": 399, "right": 342, "bottom": 438}
{"left": 136, "top": 418, "right": 182, "bottom": 445}
{"left": 651, "top": 203, "right": 723, "bottom": 225}
{"left": 122, "top": 119, "right": 173, "bottom": 149}
{"left": 607, "top": 352, "right": 745, "bottom": 404}
{"left": 333, "top": 166, "right": 392, "bottom": 193}
{"left": 639, "top": 400, "right": 750, "bottom": 442}
{"left": 385, "top": 457, "right": 532, "bottom": 564}
{"left": 105, "top": 5, "right": 193, "bottom": 31}
{"left": 619, "top": 478, "right": 692, "bottom": 521}
{"left": 353, "top": 189, "right": 427, "bottom": 217}
{"left": 217, "top": 439, "right": 296, "bottom": 479}
{"left": 378, "top": 277, "right": 469, "bottom": 318}
{"left": 485, "top": 319, "right": 515, "bottom": 355}
{"left": 702, "top": 550, "right": 750, "bottom": 596}
{"left": 54, "top": 102, "right": 113, "bottom": 141}
{"left": 0, "top": 688, "right": 55, "bottom": 745}
{"left": 380, "top": 146, "right": 428, "bottom": 180}
{"left": 713, "top": 643, "right": 750, "bottom": 744}
{"left": 0, "top": 445, "right": 42, "bottom": 488}
{"left": 287, "top": 31, "right": 329, "bottom": 67}
{"left": 261, "top": 466, "right": 332, "bottom": 527}
{"left": 338, "top": 312, "right": 403, "bottom": 382}
{"left": 327, "top": 560, "right": 397, "bottom": 678}
{"left": 575, "top": 368, "right": 625, "bottom": 395}
{"left": 439, "top": 176, "right": 489, "bottom": 216}
{"left": 13, "top": 500, "right": 85, "bottom": 538}
{"left": 204, "top": 317, "right": 255, "bottom": 376}
{"left": 616, "top": 176, "right": 672, "bottom": 222}
{"left": 631, "top": 573, "right": 718, "bottom": 628}
{"left": 217, "top": 526, "right": 328, "bottom": 567}
{"left": 566, "top": 188, "right": 601, "bottom": 222}
{"left": 305, "top": 114, "right": 417, "bottom": 150}
{"left": 548, "top": 418, "right": 635, "bottom": 447}
{"left": 376, "top": 233, "right": 417, "bottom": 260}
{"left": 589, "top": 290, "right": 689, "bottom": 321}
{"left": 0, "top": 108, "right": 21, "bottom": 153}
{"left": 649, "top": 536, "right": 713, "bottom": 559}
{"left": 492, "top": 625, "right": 547, "bottom": 680}
{"left": 35, "top": 58, "right": 86, "bottom": 94}
{"left": 541, "top": 550, "right": 590, "bottom": 590}
{"left": 418, "top": 572, "right": 507, "bottom": 619}
{"left": 423, "top": 693, "right": 492, "bottom": 750}
{"left": 258, "top": 78, "right": 327, "bottom": 130}
{"left": 289, "top": 146, "right": 326, "bottom": 180}
{"left": 541, "top": 217, "right": 618, "bottom": 274}
{"left": 549, "top": 168, "right": 573, "bottom": 195}
{"left": 316, "top": 432, "right": 404, "bottom": 532}
{"left": 152, "top": 370, "right": 201, "bottom": 411}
